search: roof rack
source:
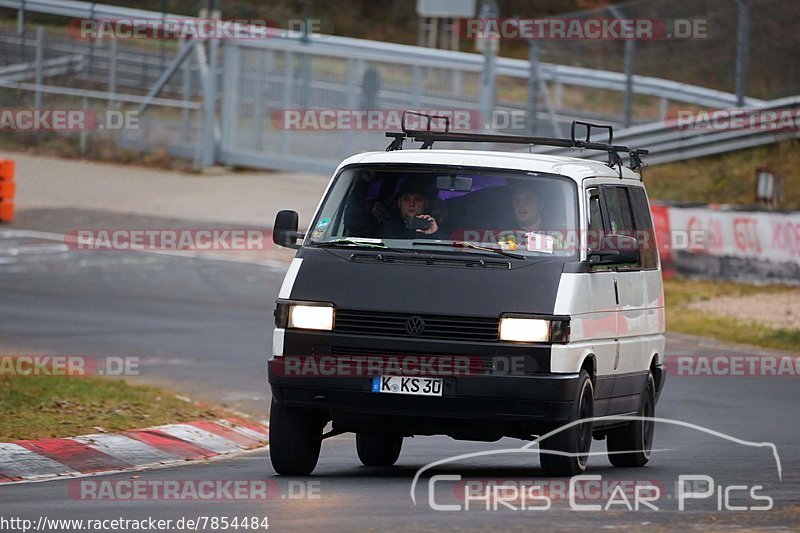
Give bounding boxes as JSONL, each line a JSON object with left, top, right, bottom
{"left": 385, "top": 110, "right": 648, "bottom": 174}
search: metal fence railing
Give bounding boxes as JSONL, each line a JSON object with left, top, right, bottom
{"left": 0, "top": 0, "right": 796, "bottom": 174}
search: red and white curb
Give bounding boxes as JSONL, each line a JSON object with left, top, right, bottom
{"left": 0, "top": 418, "right": 268, "bottom": 484}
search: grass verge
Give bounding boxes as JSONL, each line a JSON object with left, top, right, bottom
{"left": 664, "top": 278, "right": 800, "bottom": 353}
{"left": 647, "top": 139, "right": 800, "bottom": 210}
{"left": 0, "top": 375, "right": 227, "bottom": 441}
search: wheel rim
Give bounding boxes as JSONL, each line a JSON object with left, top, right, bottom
{"left": 577, "top": 382, "right": 594, "bottom": 466}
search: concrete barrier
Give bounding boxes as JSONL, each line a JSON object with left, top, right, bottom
{"left": 653, "top": 203, "right": 800, "bottom": 285}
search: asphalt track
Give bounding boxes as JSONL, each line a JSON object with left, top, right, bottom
{"left": 0, "top": 209, "right": 798, "bottom": 531}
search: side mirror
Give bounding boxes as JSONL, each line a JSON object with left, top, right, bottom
{"left": 273, "top": 210, "right": 303, "bottom": 249}
{"left": 588, "top": 234, "right": 639, "bottom": 266}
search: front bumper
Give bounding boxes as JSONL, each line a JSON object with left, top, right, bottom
{"left": 268, "top": 330, "right": 581, "bottom": 432}
{"left": 269, "top": 362, "right": 580, "bottom": 421}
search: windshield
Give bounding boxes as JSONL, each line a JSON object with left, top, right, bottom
{"left": 306, "top": 165, "right": 579, "bottom": 258}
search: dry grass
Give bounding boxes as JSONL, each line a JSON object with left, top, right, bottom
{"left": 0, "top": 375, "right": 229, "bottom": 441}
{"left": 664, "top": 278, "right": 800, "bottom": 353}
{"left": 646, "top": 140, "right": 800, "bottom": 210}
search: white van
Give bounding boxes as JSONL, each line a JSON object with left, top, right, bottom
{"left": 268, "top": 116, "right": 666, "bottom": 476}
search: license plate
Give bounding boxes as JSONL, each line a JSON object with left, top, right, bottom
{"left": 372, "top": 375, "right": 443, "bottom": 397}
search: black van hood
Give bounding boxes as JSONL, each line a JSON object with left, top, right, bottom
{"left": 287, "top": 248, "right": 565, "bottom": 316}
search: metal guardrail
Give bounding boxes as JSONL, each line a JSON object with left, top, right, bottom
{"left": 0, "top": 54, "right": 83, "bottom": 82}
{"left": 530, "top": 96, "right": 800, "bottom": 165}
{"left": 0, "top": 0, "right": 763, "bottom": 110}
{"left": 0, "top": 0, "right": 792, "bottom": 172}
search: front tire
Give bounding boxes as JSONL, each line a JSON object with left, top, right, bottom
{"left": 607, "top": 372, "right": 656, "bottom": 468}
{"left": 269, "top": 399, "right": 323, "bottom": 475}
{"left": 540, "top": 369, "right": 594, "bottom": 476}
{"left": 356, "top": 433, "right": 403, "bottom": 466}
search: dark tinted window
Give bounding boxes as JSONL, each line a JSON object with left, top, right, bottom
{"left": 629, "top": 186, "right": 659, "bottom": 269}
{"left": 604, "top": 186, "right": 635, "bottom": 235}
{"left": 586, "top": 188, "right": 603, "bottom": 250}
{"left": 601, "top": 186, "right": 639, "bottom": 270}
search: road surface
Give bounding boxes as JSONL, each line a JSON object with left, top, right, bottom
{"left": 0, "top": 209, "right": 797, "bottom": 531}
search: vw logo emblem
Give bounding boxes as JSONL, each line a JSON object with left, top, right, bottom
{"left": 405, "top": 316, "right": 426, "bottom": 336}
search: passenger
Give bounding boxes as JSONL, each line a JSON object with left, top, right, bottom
{"left": 511, "top": 184, "right": 544, "bottom": 232}
{"left": 345, "top": 178, "right": 440, "bottom": 239}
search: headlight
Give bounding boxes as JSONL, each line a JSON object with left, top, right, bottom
{"left": 287, "top": 304, "right": 334, "bottom": 331}
{"left": 499, "top": 316, "right": 570, "bottom": 343}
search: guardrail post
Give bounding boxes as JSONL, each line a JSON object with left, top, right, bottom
{"left": 201, "top": 35, "right": 219, "bottom": 166}
{"left": 80, "top": 96, "right": 88, "bottom": 155}
{"left": 87, "top": 1, "right": 96, "bottom": 76}
{"left": 345, "top": 57, "right": 357, "bottom": 156}
{"left": 622, "top": 39, "right": 635, "bottom": 127}
{"left": 610, "top": 4, "right": 634, "bottom": 127}
{"left": 220, "top": 42, "right": 238, "bottom": 153}
{"left": 479, "top": 46, "right": 497, "bottom": 132}
{"left": 17, "top": 0, "right": 25, "bottom": 62}
{"left": 34, "top": 26, "right": 42, "bottom": 110}
{"left": 181, "top": 38, "right": 191, "bottom": 142}
{"left": 527, "top": 40, "right": 539, "bottom": 135}
{"left": 411, "top": 64, "right": 422, "bottom": 108}
{"left": 108, "top": 37, "right": 118, "bottom": 110}
{"left": 281, "top": 50, "right": 294, "bottom": 155}
{"left": 735, "top": 0, "right": 750, "bottom": 106}
{"left": 254, "top": 51, "right": 267, "bottom": 151}
{"left": 478, "top": 0, "right": 498, "bottom": 132}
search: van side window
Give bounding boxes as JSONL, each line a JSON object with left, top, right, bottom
{"left": 601, "top": 186, "right": 640, "bottom": 270}
{"left": 603, "top": 186, "right": 635, "bottom": 235}
{"left": 629, "top": 186, "right": 659, "bottom": 270}
{"left": 586, "top": 188, "right": 604, "bottom": 251}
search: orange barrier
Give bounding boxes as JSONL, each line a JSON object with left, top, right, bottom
{"left": 0, "top": 159, "right": 14, "bottom": 223}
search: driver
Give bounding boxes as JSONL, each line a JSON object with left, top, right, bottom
{"left": 511, "top": 184, "right": 544, "bottom": 232}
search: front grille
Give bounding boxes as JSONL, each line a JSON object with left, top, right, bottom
{"left": 334, "top": 310, "right": 500, "bottom": 341}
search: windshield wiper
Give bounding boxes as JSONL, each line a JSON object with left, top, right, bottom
{"left": 411, "top": 240, "right": 526, "bottom": 260}
{"left": 311, "top": 238, "right": 413, "bottom": 254}
{"left": 311, "top": 238, "right": 388, "bottom": 249}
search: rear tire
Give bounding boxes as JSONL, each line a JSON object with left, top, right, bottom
{"left": 607, "top": 372, "right": 656, "bottom": 468}
{"left": 269, "top": 399, "right": 323, "bottom": 475}
{"left": 540, "top": 370, "right": 594, "bottom": 476}
{"left": 356, "top": 433, "right": 403, "bottom": 466}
